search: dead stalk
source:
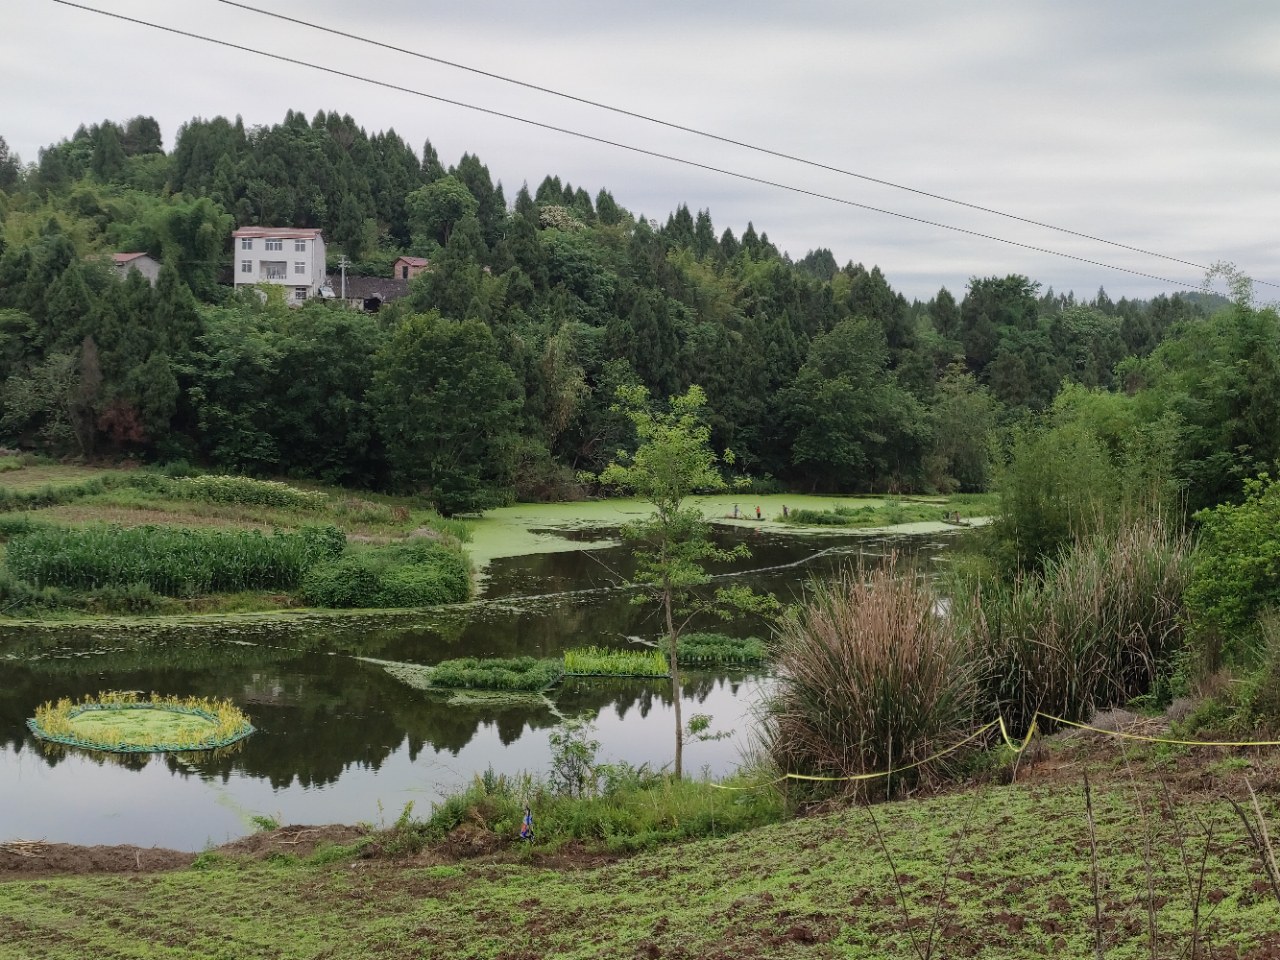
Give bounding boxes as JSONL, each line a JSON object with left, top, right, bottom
{"left": 920, "top": 790, "right": 983, "bottom": 959}
{"left": 865, "top": 802, "right": 926, "bottom": 960}
{"left": 1227, "top": 777, "right": 1280, "bottom": 908}
{"left": 1120, "top": 746, "right": 1160, "bottom": 959}
{"left": 1083, "top": 770, "right": 1106, "bottom": 960}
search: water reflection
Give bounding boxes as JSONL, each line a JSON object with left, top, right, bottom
{"left": 0, "top": 527, "right": 949, "bottom": 849}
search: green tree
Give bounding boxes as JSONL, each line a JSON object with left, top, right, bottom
{"left": 925, "top": 364, "right": 998, "bottom": 492}
{"left": 371, "top": 312, "right": 522, "bottom": 514}
{"left": 1186, "top": 475, "right": 1280, "bottom": 661}
{"left": 599, "top": 385, "right": 751, "bottom": 778}
{"left": 783, "top": 318, "right": 927, "bottom": 491}
{"left": 405, "top": 175, "right": 478, "bottom": 250}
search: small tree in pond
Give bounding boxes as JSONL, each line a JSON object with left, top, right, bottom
{"left": 599, "top": 384, "right": 756, "bottom": 779}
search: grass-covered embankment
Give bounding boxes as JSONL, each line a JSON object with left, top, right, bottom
{"left": 0, "top": 462, "right": 471, "bottom": 618}
{"left": 3, "top": 747, "right": 1279, "bottom": 958}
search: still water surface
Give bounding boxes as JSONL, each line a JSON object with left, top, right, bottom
{"left": 0, "top": 523, "right": 955, "bottom": 850}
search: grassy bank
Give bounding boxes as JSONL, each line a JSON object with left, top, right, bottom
{"left": 0, "top": 463, "right": 470, "bottom": 618}
{"left": 3, "top": 740, "right": 1279, "bottom": 958}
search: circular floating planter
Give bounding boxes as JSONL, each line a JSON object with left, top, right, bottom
{"left": 26, "top": 692, "right": 255, "bottom": 754}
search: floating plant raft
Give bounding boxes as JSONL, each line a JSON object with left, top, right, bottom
{"left": 562, "top": 646, "right": 670, "bottom": 678}
{"left": 26, "top": 691, "right": 255, "bottom": 754}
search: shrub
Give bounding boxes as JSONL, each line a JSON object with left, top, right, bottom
{"left": 164, "top": 475, "right": 327, "bottom": 510}
{"left": 960, "top": 516, "right": 1192, "bottom": 731}
{"left": 0, "top": 570, "right": 66, "bottom": 613}
{"left": 1185, "top": 475, "right": 1280, "bottom": 662}
{"left": 1240, "top": 612, "right": 1280, "bottom": 731}
{"left": 300, "top": 540, "right": 470, "bottom": 609}
{"left": 85, "top": 582, "right": 168, "bottom": 615}
{"left": 785, "top": 508, "right": 852, "bottom": 526}
{"left": 333, "top": 497, "right": 394, "bottom": 525}
{"left": 0, "top": 514, "right": 48, "bottom": 541}
{"left": 765, "top": 559, "right": 981, "bottom": 794}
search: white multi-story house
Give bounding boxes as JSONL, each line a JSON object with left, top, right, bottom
{"left": 232, "top": 227, "right": 326, "bottom": 302}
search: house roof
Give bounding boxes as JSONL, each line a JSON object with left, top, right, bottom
{"left": 112, "top": 252, "right": 152, "bottom": 264}
{"left": 232, "top": 227, "right": 325, "bottom": 239}
{"left": 326, "top": 275, "right": 410, "bottom": 302}
{"left": 392, "top": 256, "right": 430, "bottom": 267}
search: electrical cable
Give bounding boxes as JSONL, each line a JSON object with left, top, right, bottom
{"left": 46, "top": 0, "right": 1218, "bottom": 291}
{"left": 212, "top": 0, "right": 1274, "bottom": 291}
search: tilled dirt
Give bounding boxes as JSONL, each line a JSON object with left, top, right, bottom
{"left": 0, "top": 824, "right": 367, "bottom": 878}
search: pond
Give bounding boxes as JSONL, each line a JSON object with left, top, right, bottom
{"left": 0, "top": 513, "right": 961, "bottom": 851}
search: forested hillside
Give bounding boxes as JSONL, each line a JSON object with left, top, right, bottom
{"left": 0, "top": 110, "right": 1273, "bottom": 514}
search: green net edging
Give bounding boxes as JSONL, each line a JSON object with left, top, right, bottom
{"left": 26, "top": 703, "right": 256, "bottom": 754}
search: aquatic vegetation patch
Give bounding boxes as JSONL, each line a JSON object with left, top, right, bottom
{"left": 563, "top": 645, "right": 670, "bottom": 677}
{"left": 677, "top": 632, "right": 768, "bottom": 665}
{"left": 428, "top": 656, "right": 563, "bottom": 691}
{"left": 782, "top": 494, "right": 998, "bottom": 529}
{"left": 300, "top": 540, "right": 471, "bottom": 609}
{"left": 27, "top": 691, "right": 255, "bottom": 753}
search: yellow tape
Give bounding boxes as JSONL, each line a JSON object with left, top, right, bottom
{"left": 713, "top": 710, "right": 1280, "bottom": 792}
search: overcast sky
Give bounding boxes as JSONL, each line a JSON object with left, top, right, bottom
{"left": 5, "top": 0, "right": 1277, "bottom": 301}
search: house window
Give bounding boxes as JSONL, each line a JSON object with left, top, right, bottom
{"left": 294, "top": 287, "right": 308, "bottom": 300}
{"left": 241, "top": 237, "right": 253, "bottom": 250}
{"left": 240, "top": 260, "right": 252, "bottom": 273}
{"left": 265, "top": 238, "right": 283, "bottom": 251}
{"left": 294, "top": 262, "right": 306, "bottom": 274}
{"left": 295, "top": 239, "right": 307, "bottom": 252}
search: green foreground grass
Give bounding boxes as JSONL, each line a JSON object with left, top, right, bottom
{"left": 5, "top": 750, "right": 1280, "bottom": 958}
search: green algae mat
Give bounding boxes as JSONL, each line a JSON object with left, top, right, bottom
{"left": 27, "top": 692, "right": 255, "bottom": 753}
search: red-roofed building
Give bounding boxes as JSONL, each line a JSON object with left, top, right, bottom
{"left": 111, "top": 252, "right": 162, "bottom": 286}
{"left": 391, "top": 255, "right": 430, "bottom": 281}
{"left": 232, "top": 227, "right": 326, "bottom": 302}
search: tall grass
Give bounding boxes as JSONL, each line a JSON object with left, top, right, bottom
{"left": 563, "top": 646, "right": 669, "bottom": 676}
{"left": 958, "top": 516, "right": 1191, "bottom": 731}
{"left": 5, "top": 523, "right": 345, "bottom": 596}
{"left": 765, "top": 559, "right": 981, "bottom": 793}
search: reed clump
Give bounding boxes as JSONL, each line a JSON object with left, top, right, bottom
{"left": 959, "top": 516, "right": 1191, "bottom": 731}
{"left": 765, "top": 558, "right": 981, "bottom": 793}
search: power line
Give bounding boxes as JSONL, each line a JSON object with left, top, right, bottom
{"left": 214, "top": 0, "right": 1274, "bottom": 291}
{"left": 49, "top": 0, "right": 1204, "bottom": 291}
